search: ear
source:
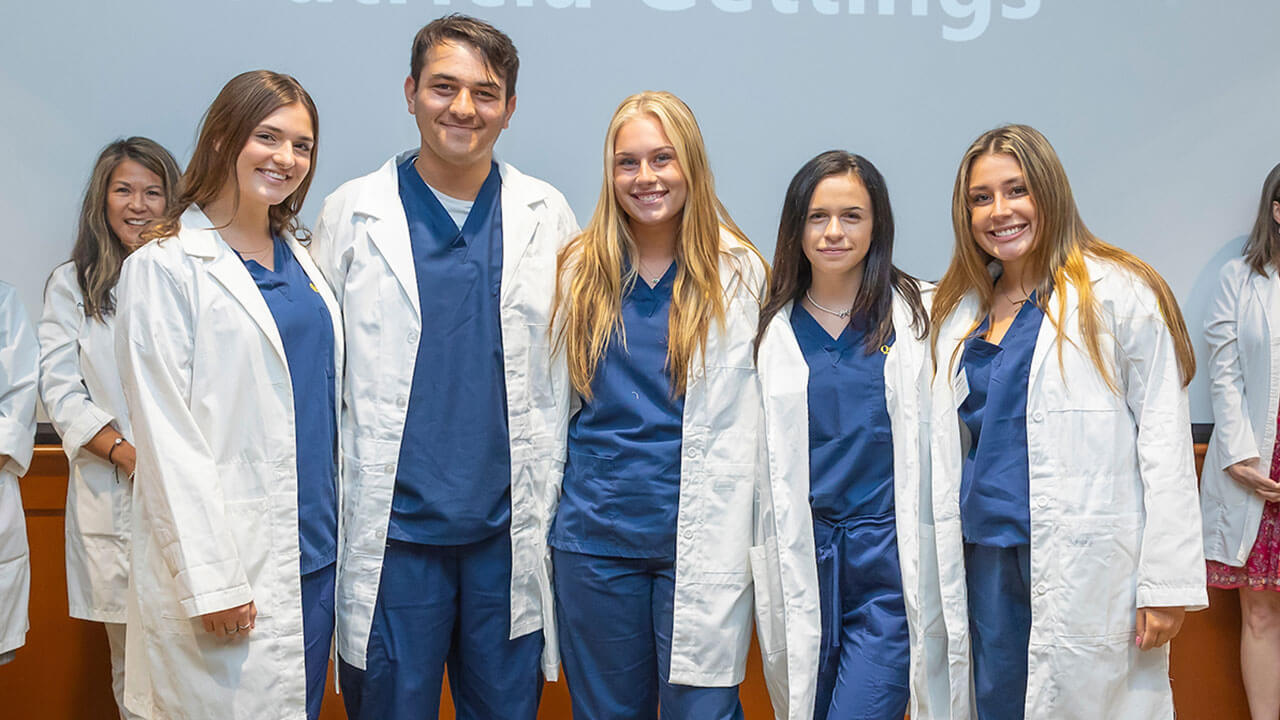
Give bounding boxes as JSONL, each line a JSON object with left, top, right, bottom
{"left": 1272, "top": 200, "right": 1279, "bottom": 226}
{"left": 404, "top": 75, "right": 418, "bottom": 115}
{"left": 502, "top": 94, "right": 517, "bottom": 130}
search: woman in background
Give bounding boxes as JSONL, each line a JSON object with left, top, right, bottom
{"left": 548, "top": 91, "right": 813, "bottom": 719}
{"left": 929, "top": 124, "right": 1205, "bottom": 719}
{"left": 0, "top": 282, "right": 38, "bottom": 667}
{"left": 1201, "top": 162, "right": 1280, "bottom": 720}
{"left": 116, "top": 70, "right": 340, "bottom": 720}
{"left": 38, "top": 136, "right": 180, "bottom": 719}
{"left": 755, "top": 150, "right": 946, "bottom": 719}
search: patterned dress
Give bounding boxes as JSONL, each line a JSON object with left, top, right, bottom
{"left": 1207, "top": 409, "right": 1280, "bottom": 591}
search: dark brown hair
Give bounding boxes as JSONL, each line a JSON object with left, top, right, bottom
{"left": 1242, "top": 162, "right": 1280, "bottom": 276}
{"left": 69, "top": 137, "right": 181, "bottom": 320}
{"left": 756, "top": 150, "right": 927, "bottom": 359}
{"left": 410, "top": 14, "right": 519, "bottom": 98}
{"left": 145, "top": 70, "right": 318, "bottom": 243}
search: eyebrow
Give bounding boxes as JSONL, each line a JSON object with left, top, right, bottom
{"left": 257, "top": 123, "right": 314, "bottom": 144}
{"left": 614, "top": 145, "right": 676, "bottom": 157}
{"left": 428, "top": 72, "right": 502, "bottom": 91}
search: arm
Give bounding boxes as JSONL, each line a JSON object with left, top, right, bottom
{"left": 1205, "top": 262, "right": 1262, "bottom": 469}
{"left": 114, "top": 252, "right": 253, "bottom": 621}
{"left": 37, "top": 267, "right": 131, "bottom": 471}
{"left": 307, "top": 195, "right": 352, "bottom": 306}
{"left": 1114, "top": 275, "right": 1208, "bottom": 637}
{"left": 0, "top": 287, "right": 38, "bottom": 478}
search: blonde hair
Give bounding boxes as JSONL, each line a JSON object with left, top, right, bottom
{"left": 931, "top": 124, "right": 1195, "bottom": 390}
{"left": 551, "top": 91, "right": 762, "bottom": 400}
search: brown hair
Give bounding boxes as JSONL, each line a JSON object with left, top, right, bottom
{"left": 1242, "top": 162, "right": 1280, "bottom": 276}
{"left": 69, "top": 137, "right": 181, "bottom": 321}
{"left": 551, "top": 91, "right": 764, "bottom": 400}
{"left": 410, "top": 14, "right": 519, "bottom": 98}
{"left": 931, "top": 124, "right": 1195, "bottom": 389}
{"left": 144, "top": 70, "right": 318, "bottom": 243}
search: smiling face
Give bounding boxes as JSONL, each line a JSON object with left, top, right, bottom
{"left": 406, "top": 40, "right": 515, "bottom": 173}
{"left": 966, "top": 152, "right": 1037, "bottom": 265}
{"left": 802, "top": 172, "right": 874, "bottom": 285}
{"left": 233, "top": 102, "right": 314, "bottom": 210}
{"left": 612, "top": 114, "right": 688, "bottom": 234}
{"left": 105, "top": 158, "right": 166, "bottom": 250}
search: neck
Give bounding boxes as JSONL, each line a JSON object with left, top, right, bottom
{"left": 995, "top": 257, "right": 1040, "bottom": 298}
{"left": 202, "top": 187, "right": 273, "bottom": 254}
{"left": 415, "top": 148, "right": 491, "bottom": 201}
{"left": 807, "top": 264, "right": 863, "bottom": 310}
{"left": 630, "top": 220, "right": 679, "bottom": 263}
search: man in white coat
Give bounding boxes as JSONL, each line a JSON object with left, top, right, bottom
{"left": 0, "top": 282, "right": 37, "bottom": 666}
{"left": 310, "top": 14, "right": 578, "bottom": 720}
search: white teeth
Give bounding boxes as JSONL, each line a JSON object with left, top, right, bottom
{"left": 992, "top": 225, "right": 1025, "bottom": 238}
{"left": 635, "top": 192, "right": 665, "bottom": 203}
{"left": 261, "top": 169, "right": 287, "bottom": 181}
{"left": 124, "top": 219, "right": 148, "bottom": 226}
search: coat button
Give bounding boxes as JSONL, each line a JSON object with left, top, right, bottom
{"left": 407, "top": 332, "right": 419, "bottom": 344}
{"left": 1032, "top": 411, "right": 1044, "bottom": 422}
{"left": 1035, "top": 496, "right": 1049, "bottom": 508}
{"left": 384, "top": 464, "right": 395, "bottom": 474}
{"left": 685, "top": 448, "right": 697, "bottom": 459}
{"left": 396, "top": 396, "right": 408, "bottom": 408}
{"left": 375, "top": 529, "right": 385, "bottom": 539}
{"left": 1034, "top": 583, "right": 1048, "bottom": 595}
{"left": 683, "top": 529, "right": 694, "bottom": 539}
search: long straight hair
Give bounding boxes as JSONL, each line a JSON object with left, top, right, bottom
{"left": 756, "top": 150, "right": 927, "bottom": 358}
{"left": 551, "top": 91, "right": 763, "bottom": 400}
{"left": 1242, "top": 162, "right": 1280, "bottom": 276}
{"left": 69, "top": 137, "right": 180, "bottom": 321}
{"left": 144, "top": 70, "right": 318, "bottom": 242}
{"left": 931, "top": 124, "right": 1195, "bottom": 389}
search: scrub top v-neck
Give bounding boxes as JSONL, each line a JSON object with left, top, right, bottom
{"left": 239, "top": 237, "right": 338, "bottom": 574}
{"left": 551, "top": 263, "right": 684, "bottom": 561}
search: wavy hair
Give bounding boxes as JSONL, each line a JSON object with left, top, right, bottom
{"left": 931, "top": 124, "right": 1195, "bottom": 390}
{"left": 69, "top": 137, "right": 181, "bottom": 321}
{"left": 551, "top": 91, "right": 762, "bottom": 400}
{"left": 1242, "top": 162, "right": 1280, "bottom": 276}
{"left": 145, "top": 70, "right": 318, "bottom": 243}
{"left": 756, "top": 150, "right": 927, "bottom": 359}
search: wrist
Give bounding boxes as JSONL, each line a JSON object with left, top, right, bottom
{"left": 107, "top": 436, "right": 124, "bottom": 465}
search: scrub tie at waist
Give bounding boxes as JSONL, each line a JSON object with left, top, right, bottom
{"left": 814, "top": 511, "right": 896, "bottom": 650}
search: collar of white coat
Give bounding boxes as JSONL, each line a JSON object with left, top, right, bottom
{"left": 350, "top": 149, "right": 551, "bottom": 221}
{"left": 175, "top": 205, "right": 299, "bottom": 259}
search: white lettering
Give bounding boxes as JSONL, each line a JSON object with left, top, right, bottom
{"left": 940, "top": 0, "right": 991, "bottom": 41}
{"left": 1001, "top": 0, "right": 1039, "bottom": 21}
{"left": 643, "top": 0, "right": 695, "bottom": 9}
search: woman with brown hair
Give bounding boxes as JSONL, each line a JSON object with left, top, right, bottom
{"left": 38, "top": 136, "right": 180, "bottom": 720}
{"left": 115, "top": 70, "right": 341, "bottom": 720}
{"left": 929, "top": 124, "right": 1205, "bottom": 719}
{"left": 1201, "top": 162, "right": 1280, "bottom": 719}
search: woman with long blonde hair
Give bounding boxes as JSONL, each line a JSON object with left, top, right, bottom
{"left": 929, "top": 124, "right": 1205, "bottom": 719}
{"left": 38, "top": 136, "right": 179, "bottom": 720}
{"left": 547, "top": 91, "right": 798, "bottom": 719}
{"left": 115, "top": 70, "right": 341, "bottom": 720}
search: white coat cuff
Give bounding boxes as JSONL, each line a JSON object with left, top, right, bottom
{"left": 61, "top": 406, "right": 115, "bottom": 464}
{"left": 1137, "top": 585, "right": 1209, "bottom": 612}
{"left": 0, "top": 418, "right": 34, "bottom": 476}
{"left": 1220, "top": 450, "right": 1261, "bottom": 473}
{"left": 180, "top": 584, "right": 255, "bottom": 618}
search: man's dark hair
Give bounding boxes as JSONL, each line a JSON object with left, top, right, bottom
{"left": 410, "top": 14, "right": 519, "bottom": 99}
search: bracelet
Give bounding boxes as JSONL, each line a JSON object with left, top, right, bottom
{"left": 107, "top": 437, "right": 124, "bottom": 465}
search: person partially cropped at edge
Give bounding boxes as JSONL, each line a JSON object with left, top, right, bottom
{"left": 308, "top": 14, "right": 578, "bottom": 720}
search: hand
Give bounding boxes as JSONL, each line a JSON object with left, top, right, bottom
{"left": 1135, "top": 606, "right": 1185, "bottom": 651}
{"left": 201, "top": 601, "right": 257, "bottom": 640}
{"left": 1226, "top": 458, "right": 1280, "bottom": 502}
{"left": 114, "top": 441, "right": 137, "bottom": 477}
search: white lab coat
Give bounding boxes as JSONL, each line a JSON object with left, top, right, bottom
{"left": 38, "top": 262, "right": 133, "bottom": 622}
{"left": 929, "top": 257, "right": 1207, "bottom": 719}
{"left": 308, "top": 152, "right": 579, "bottom": 676}
{"left": 1202, "top": 257, "right": 1280, "bottom": 565}
{"left": 756, "top": 285, "right": 950, "bottom": 720}
{"left": 548, "top": 233, "right": 781, "bottom": 694}
{"left": 0, "top": 281, "right": 37, "bottom": 657}
{"left": 115, "top": 207, "right": 344, "bottom": 720}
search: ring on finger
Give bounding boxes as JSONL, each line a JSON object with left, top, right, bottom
{"left": 224, "top": 624, "right": 239, "bottom": 634}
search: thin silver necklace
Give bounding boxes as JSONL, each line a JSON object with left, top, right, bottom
{"left": 805, "top": 290, "right": 853, "bottom": 319}
{"left": 637, "top": 258, "right": 671, "bottom": 285}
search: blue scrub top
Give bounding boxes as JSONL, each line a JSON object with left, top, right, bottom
{"left": 957, "top": 294, "right": 1044, "bottom": 547}
{"left": 390, "top": 156, "right": 511, "bottom": 546}
{"left": 550, "top": 263, "right": 684, "bottom": 560}
{"left": 790, "top": 305, "right": 895, "bottom": 521}
{"left": 240, "top": 238, "right": 338, "bottom": 574}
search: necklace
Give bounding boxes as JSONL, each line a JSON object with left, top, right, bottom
{"left": 637, "top": 258, "right": 671, "bottom": 284}
{"left": 805, "top": 290, "right": 853, "bottom": 319}
{"left": 1001, "top": 288, "right": 1031, "bottom": 308}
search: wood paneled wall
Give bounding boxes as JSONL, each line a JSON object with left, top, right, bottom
{"left": 0, "top": 446, "right": 1250, "bottom": 719}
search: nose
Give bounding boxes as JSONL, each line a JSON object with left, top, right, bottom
{"left": 823, "top": 215, "right": 843, "bottom": 241}
{"left": 449, "top": 88, "right": 477, "bottom": 119}
{"left": 126, "top": 191, "right": 147, "bottom": 212}
{"left": 991, "top": 192, "right": 1011, "bottom": 217}
{"left": 273, "top": 143, "right": 297, "bottom": 169}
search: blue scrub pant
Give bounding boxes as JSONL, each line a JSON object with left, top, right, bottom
{"left": 813, "top": 513, "right": 910, "bottom": 720}
{"left": 964, "top": 543, "right": 1031, "bottom": 720}
{"left": 302, "top": 561, "right": 336, "bottom": 720}
{"left": 552, "top": 549, "right": 745, "bottom": 720}
{"left": 339, "top": 532, "right": 543, "bottom": 720}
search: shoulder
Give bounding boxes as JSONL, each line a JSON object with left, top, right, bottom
{"left": 46, "top": 262, "right": 78, "bottom": 295}
{"left": 317, "top": 155, "right": 402, "bottom": 223}
{"left": 720, "top": 229, "right": 767, "bottom": 287}
{"left": 499, "top": 162, "right": 574, "bottom": 217}
{"left": 0, "top": 280, "right": 20, "bottom": 307}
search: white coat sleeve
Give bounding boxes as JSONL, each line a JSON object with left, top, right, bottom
{"left": 115, "top": 254, "right": 253, "bottom": 617}
{"left": 0, "top": 286, "right": 37, "bottom": 477}
{"left": 38, "top": 267, "right": 116, "bottom": 463}
{"left": 1204, "top": 261, "right": 1258, "bottom": 469}
{"left": 1115, "top": 277, "right": 1208, "bottom": 610}
{"left": 308, "top": 195, "right": 352, "bottom": 306}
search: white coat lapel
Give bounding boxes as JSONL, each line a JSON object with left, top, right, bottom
{"left": 498, "top": 168, "right": 542, "bottom": 305}
{"left": 1254, "top": 268, "right": 1278, "bottom": 358}
{"left": 197, "top": 229, "right": 289, "bottom": 368}
{"left": 357, "top": 159, "right": 422, "bottom": 320}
